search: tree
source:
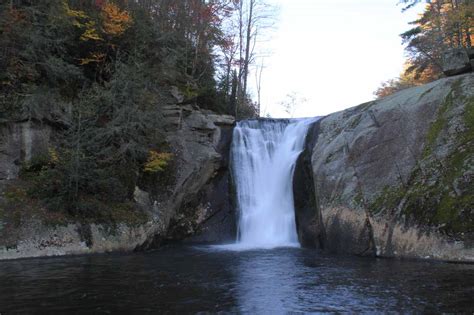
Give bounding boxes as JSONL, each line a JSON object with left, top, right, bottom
{"left": 215, "top": 0, "right": 275, "bottom": 119}
{"left": 254, "top": 58, "right": 264, "bottom": 116}
{"left": 374, "top": 62, "right": 436, "bottom": 99}
{"left": 237, "top": 0, "right": 275, "bottom": 117}
{"left": 280, "top": 92, "right": 307, "bottom": 118}
{"left": 400, "top": 0, "right": 473, "bottom": 79}
{"left": 1, "top": 0, "right": 258, "bottom": 218}
{"left": 374, "top": 0, "right": 473, "bottom": 98}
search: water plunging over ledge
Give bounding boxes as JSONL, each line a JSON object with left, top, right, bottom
{"left": 222, "top": 118, "right": 316, "bottom": 250}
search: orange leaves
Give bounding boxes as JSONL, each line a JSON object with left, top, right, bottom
{"left": 64, "top": 1, "right": 132, "bottom": 41}
{"left": 62, "top": 1, "right": 133, "bottom": 67}
{"left": 101, "top": 2, "right": 132, "bottom": 37}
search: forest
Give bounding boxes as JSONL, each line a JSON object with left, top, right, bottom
{"left": 375, "top": 0, "right": 473, "bottom": 98}
{"left": 0, "top": 0, "right": 472, "bottom": 219}
{"left": 0, "top": 0, "right": 269, "bottom": 219}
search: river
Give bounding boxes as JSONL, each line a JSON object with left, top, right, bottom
{"left": 0, "top": 246, "right": 472, "bottom": 313}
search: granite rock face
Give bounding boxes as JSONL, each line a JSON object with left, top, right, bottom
{"left": 296, "top": 73, "right": 474, "bottom": 262}
{"left": 0, "top": 121, "right": 51, "bottom": 181}
{"left": 0, "top": 104, "right": 235, "bottom": 260}
{"left": 141, "top": 105, "right": 236, "bottom": 247}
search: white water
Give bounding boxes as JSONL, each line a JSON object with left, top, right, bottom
{"left": 222, "top": 118, "right": 315, "bottom": 250}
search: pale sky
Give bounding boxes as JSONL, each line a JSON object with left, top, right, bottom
{"left": 252, "top": 0, "right": 422, "bottom": 118}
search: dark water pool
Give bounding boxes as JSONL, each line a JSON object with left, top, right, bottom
{"left": 0, "top": 246, "right": 473, "bottom": 313}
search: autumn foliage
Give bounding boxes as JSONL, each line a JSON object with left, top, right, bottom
{"left": 101, "top": 2, "right": 132, "bottom": 36}
{"left": 144, "top": 151, "right": 173, "bottom": 173}
{"left": 1, "top": 0, "right": 249, "bottom": 216}
{"left": 375, "top": 0, "right": 473, "bottom": 99}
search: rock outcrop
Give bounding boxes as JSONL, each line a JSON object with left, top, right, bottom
{"left": 442, "top": 48, "right": 472, "bottom": 76}
{"left": 140, "top": 105, "right": 236, "bottom": 247}
{"left": 0, "top": 121, "right": 52, "bottom": 181}
{"left": 296, "top": 73, "right": 474, "bottom": 262}
{"left": 0, "top": 102, "right": 235, "bottom": 260}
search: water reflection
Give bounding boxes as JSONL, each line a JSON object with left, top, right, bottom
{"left": 235, "top": 249, "right": 301, "bottom": 313}
{"left": 232, "top": 248, "right": 386, "bottom": 313}
{"left": 0, "top": 246, "right": 472, "bottom": 313}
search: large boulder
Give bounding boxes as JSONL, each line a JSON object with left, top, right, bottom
{"left": 466, "top": 47, "right": 474, "bottom": 59}
{"left": 297, "top": 73, "right": 474, "bottom": 262}
{"left": 442, "top": 48, "right": 472, "bottom": 76}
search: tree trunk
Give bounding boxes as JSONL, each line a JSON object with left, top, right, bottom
{"left": 224, "top": 55, "right": 233, "bottom": 102}
{"left": 230, "top": 70, "right": 238, "bottom": 118}
{"left": 451, "top": 0, "right": 463, "bottom": 47}
{"left": 237, "top": 0, "right": 244, "bottom": 107}
{"left": 255, "top": 59, "right": 264, "bottom": 117}
{"left": 242, "top": 0, "right": 254, "bottom": 101}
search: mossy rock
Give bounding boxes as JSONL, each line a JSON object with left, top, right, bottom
{"left": 367, "top": 79, "right": 474, "bottom": 238}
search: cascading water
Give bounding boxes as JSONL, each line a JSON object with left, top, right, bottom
{"left": 228, "top": 118, "right": 315, "bottom": 249}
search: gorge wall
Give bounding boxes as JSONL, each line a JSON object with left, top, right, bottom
{"left": 295, "top": 73, "right": 473, "bottom": 262}
{"left": 0, "top": 89, "right": 236, "bottom": 260}
{"left": 1, "top": 73, "right": 473, "bottom": 262}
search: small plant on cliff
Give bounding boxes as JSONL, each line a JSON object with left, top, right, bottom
{"left": 144, "top": 151, "right": 173, "bottom": 173}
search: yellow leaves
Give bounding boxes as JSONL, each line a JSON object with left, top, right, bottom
{"left": 79, "top": 52, "right": 106, "bottom": 65}
{"left": 101, "top": 3, "right": 132, "bottom": 36}
{"left": 0, "top": 80, "right": 12, "bottom": 87}
{"left": 49, "top": 148, "right": 59, "bottom": 165}
{"left": 63, "top": 1, "right": 103, "bottom": 42}
{"left": 144, "top": 151, "right": 173, "bottom": 173}
{"left": 62, "top": 1, "right": 133, "bottom": 67}
{"left": 66, "top": 1, "right": 134, "bottom": 42}
{"left": 80, "top": 21, "right": 103, "bottom": 41}
{"left": 63, "top": 1, "right": 88, "bottom": 19}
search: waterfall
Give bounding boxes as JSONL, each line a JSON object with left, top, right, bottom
{"left": 229, "top": 118, "right": 315, "bottom": 249}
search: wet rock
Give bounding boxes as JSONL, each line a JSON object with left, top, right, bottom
{"left": 322, "top": 208, "right": 375, "bottom": 257}
{"left": 0, "top": 219, "right": 156, "bottom": 260}
{"left": 293, "top": 120, "right": 325, "bottom": 248}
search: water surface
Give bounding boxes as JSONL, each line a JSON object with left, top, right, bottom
{"left": 0, "top": 246, "right": 472, "bottom": 313}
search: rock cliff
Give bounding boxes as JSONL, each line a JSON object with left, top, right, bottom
{"left": 0, "top": 101, "right": 235, "bottom": 260}
{"left": 295, "top": 73, "right": 473, "bottom": 262}
{"left": 2, "top": 73, "right": 473, "bottom": 263}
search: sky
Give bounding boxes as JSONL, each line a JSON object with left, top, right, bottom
{"left": 252, "top": 0, "right": 423, "bottom": 118}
